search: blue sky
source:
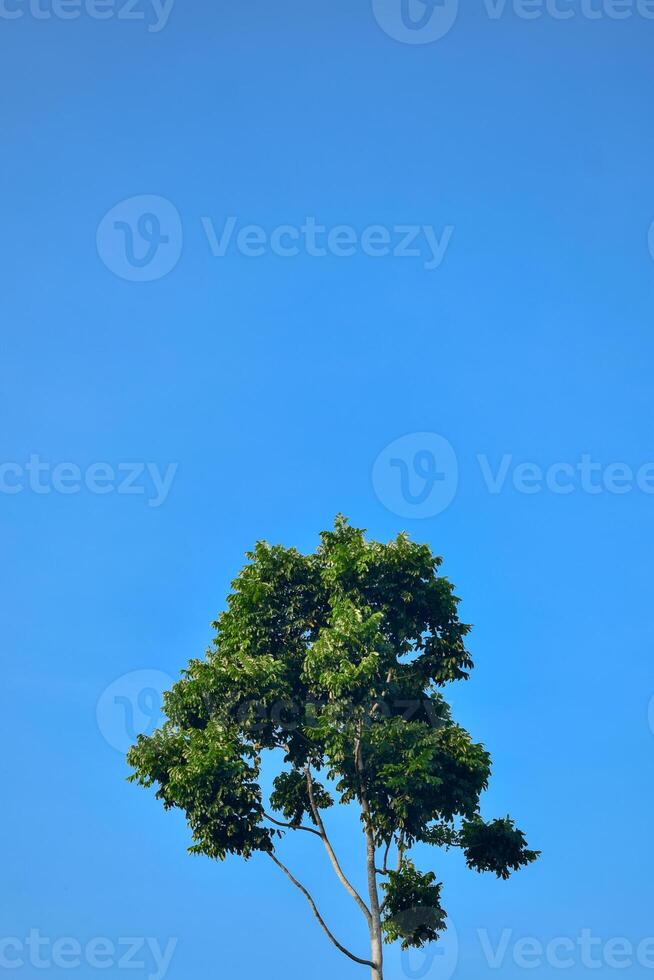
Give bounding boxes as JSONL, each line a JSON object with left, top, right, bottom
{"left": 3, "top": 2, "right": 654, "bottom": 979}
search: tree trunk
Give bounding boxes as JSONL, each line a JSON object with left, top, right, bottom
{"left": 367, "top": 894, "right": 383, "bottom": 978}
{"left": 369, "top": 938, "right": 383, "bottom": 980}
{"left": 367, "top": 895, "right": 383, "bottom": 978}
{"left": 364, "top": 825, "right": 383, "bottom": 980}
{"left": 356, "top": 732, "right": 384, "bottom": 980}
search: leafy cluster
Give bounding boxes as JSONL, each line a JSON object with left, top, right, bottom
{"left": 269, "top": 769, "right": 333, "bottom": 827}
{"left": 381, "top": 862, "right": 446, "bottom": 949}
{"left": 460, "top": 816, "right": 540, "bottom": 879}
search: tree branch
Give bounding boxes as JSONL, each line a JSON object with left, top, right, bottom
{"left": 381, "top": 838, "right": 392, "bottom": 874}
{"left": 380, "top": 832, "right": 407, "bottom": 913}
{"left": 263, "top": 811, "right": 322, "bottom": 838}
{"left": 396, "top": 831, "right": 406, "bottom": 872}
{"left": 267, "top": 852, "right": 375, "bottom": 968}
{"left": 305, "top": 766, "right": 372, "bottom": 924}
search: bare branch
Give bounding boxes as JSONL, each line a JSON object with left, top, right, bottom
{"left": 305, "top": 767, "right": 372, "bottom": 925}
{"left": 263, "top": 811, "right": 322, "bottom": 838}
{"left": 267, "top": 852, "right": 375, "bottom": 969}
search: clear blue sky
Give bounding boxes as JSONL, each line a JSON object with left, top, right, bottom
{"left": 3, "top": 3, "right": 654, "bottom": 979}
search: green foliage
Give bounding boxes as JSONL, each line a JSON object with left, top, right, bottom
{"left": 324, "top": 715, "right": 491, "bottom": 845}
{"left": 269, "top": 769, "right": 333, "bottom": 827}
{"left": 128, "top": 723, "right": 271, "bottom": 860}
{"left": 381, "top": 862, "right": 447, "bottom": 950}
{"left": 127, "top": 516, "right": 537, "bottom": 960}
{"left": 460, "top": 816, "right": 540, "bottom": 879}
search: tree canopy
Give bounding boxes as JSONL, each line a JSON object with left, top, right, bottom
{"left": 128, "top": 517, "right": 538, "bottom": 978}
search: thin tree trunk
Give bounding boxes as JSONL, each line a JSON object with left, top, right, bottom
{"left": 365, "top": 827, "right": 384, "bottom": 980}
{"left": 356, "top": 731, "right": 384, "bottom": 980}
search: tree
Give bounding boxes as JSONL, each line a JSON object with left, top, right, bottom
{"left": 128, "top": 517, "right": 538, "bottom": 980}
